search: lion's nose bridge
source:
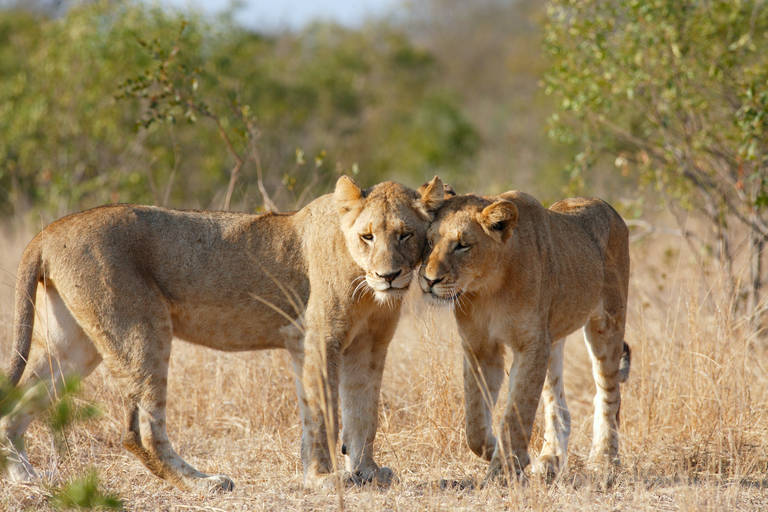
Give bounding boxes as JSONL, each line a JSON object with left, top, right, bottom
{"left": 424, "top": 252, "right": 443, "bottom": 280}
{"left": 371, "top": 237, "right": 404, "bottom": 274}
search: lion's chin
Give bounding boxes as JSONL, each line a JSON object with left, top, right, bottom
{"left": 373, "top": 287, "right": 408, "bottom": 304}
{"left": 424, "top": 291, "right": 461, "bottom": 306}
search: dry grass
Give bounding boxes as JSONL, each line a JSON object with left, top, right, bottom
{"left": 1, "top": 220, "right": 767, "bottom": 511}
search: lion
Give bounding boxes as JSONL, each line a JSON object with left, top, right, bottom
{"left": 418, "top": 191, "right": 631, "bottom": 483}
{"left": 1, "top": 175, "right": 446, "bottom": 492}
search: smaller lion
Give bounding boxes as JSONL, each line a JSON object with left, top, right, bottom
{"left": 418, "top": 191, "right": 631, "bottom": 483}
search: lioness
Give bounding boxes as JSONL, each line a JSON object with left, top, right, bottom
{"left": 1, "top": 176, "right": 445, "bottom": 491}
{"left": 418, "top": 191, "right": 630, "bottom": 482}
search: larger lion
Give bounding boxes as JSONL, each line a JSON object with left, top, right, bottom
{"left": 1, "top": 176, "right": 445, "bottom": 492}
{"left": 418, "top": 191, "right": 630, "bottom": 483}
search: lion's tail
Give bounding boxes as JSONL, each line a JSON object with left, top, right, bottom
{"left": 618, "top": 341, "right": 631, "bottom": 383}
{"left": 8, "top": 235, "right": 42, "bottom": 387}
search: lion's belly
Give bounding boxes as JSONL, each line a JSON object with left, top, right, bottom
{"left": 170, "top": 302, "right": 298, "bottom": 351}
{"left": 548, "top": 282, "right": 602, "bottom": 340}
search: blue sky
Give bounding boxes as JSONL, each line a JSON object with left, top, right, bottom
{"left": 159, "top": 0, "right": 401, "bottom": 30}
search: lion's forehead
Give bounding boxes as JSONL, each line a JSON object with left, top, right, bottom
{"left": 357, "top": 200, "right": 423, "bottom": 234}
{"left": 431, "top": 208, "right": 480, "bottom": 240}
{"left": 366, "top": 180, "right": 415, "bottom": 200}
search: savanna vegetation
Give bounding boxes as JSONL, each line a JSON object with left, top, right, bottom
{"left": 1, "top": 0, "right": 767, "bottom": 510}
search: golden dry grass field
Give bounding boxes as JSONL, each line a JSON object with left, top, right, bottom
{"left": 1, "top": 218, "right": 767, "bottom": 511}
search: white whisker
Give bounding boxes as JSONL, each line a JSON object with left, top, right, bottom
{"left": 456, "top": 291, "right": 469, "bottom": 314}
{"left": 352, "top": 278, "right": 371, "bottom": 302}
{"left": 350, "top": 275, "right": 364, "bottom": 301}
{"left": 452, "top": 296, "right": 462, "bottom": 314}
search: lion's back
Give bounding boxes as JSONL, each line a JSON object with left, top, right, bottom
{"left": 548, "top": 198, "right": 627, "bottom": 258}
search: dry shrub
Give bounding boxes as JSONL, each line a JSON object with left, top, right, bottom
{"left": 1, "top": 221, "right": 766, "bottom": 511}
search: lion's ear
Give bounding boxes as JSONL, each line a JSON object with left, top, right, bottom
{"left": 477, "top": 200, "right": 518, "bottom": 242}
{"left": 334, "top": 175, "right": 364, "bottom": 219}
{"left": 415, "top": 175, "right": 445, "bottom": 218}
{"left": 417, "top": 176, "right": 455, "bottom": 200}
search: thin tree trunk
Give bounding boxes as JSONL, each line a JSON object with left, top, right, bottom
{"left": 748, "top": 216, "right": 765, "bottom": 334}
{"left": 716, "top": 218, "right": 736, "bottom": 303}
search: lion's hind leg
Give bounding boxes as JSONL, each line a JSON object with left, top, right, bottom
{"left": 1, "top": 285, "right": 102, "bottom": 482}
{"left": 77, "top": 283, "right": 234, "bottom": 493}
{"left": 533, "top": 337, "right": 570, "bottom": 480}
{"left": 583, "top": 307, "right": 626, "bottom": 469}
{"left": 122, "top": 392, "right": 233, "bottom": 492}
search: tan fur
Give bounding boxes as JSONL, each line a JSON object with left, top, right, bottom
{"left": 418, "top": 192, "right": 630, "bottom": 482}
{"left": 2, "top": 176, "right": 444, "bottom": 491}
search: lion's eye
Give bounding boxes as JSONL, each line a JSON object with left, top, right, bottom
{"left": 455, "top": 242, "right": 471, "bottom": 253}
{"left": 399, "top": 232, "right": 413, "bottom": 242}
{"left": 360, "top": 233, "right": 374, "bottom": 243}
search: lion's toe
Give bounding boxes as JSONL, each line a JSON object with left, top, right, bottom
{"left": 532, "top": 454, "right": 562, "bottom": 482}
{"left": 2, "top": 450, "right": 39, "bottom": 483}
{"left": 333, "top": 466, "right": 397, "bottom": 489}
{"left": 480, "top": 458, "right": 527, "bottom": 488}
{"left": 373, "top": 466, "right": 395, "bottom": 487}
{"left": 6, "top": 462, "right": 39, "bottom": 483}
{"left": 201, "top": 474, "right": 235, "bottom": 493}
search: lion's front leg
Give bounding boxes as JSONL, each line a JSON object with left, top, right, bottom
{"left": 339, "top": 332, "right": 394, "bottom": 487}
{"left": 463, "top": 341, "right": 505, "bottom": 461}
{"left": 533, "top": 337, "right": 571, "bottom": 480}
{"left": 484, "top": 334, "right": 550, "bottom": 486}
{"left": 293, "top": 325, "right": 342, "bottom": 489}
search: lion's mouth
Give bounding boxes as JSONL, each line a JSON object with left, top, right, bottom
{"left": 427, "top": 289, "right": 462, "bottom": 303}
{"left": 378, "top": 286, "right": 408, "bottom": 295}
{"left": 366, "top": 272, "right": 412, "bottom": 292}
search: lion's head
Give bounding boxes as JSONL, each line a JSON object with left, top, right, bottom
{"left": 335, "top": 175, "right": 445, "bottom": 303}
{"left": 418, "top": 194, "right": 519, "bottom": 303}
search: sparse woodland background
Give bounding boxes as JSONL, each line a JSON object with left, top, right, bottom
{"left": 1, "top": 0, "right": 767, "bottom": 510}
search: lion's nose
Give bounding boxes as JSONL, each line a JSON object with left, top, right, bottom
{"left": 376, "top": 270, "right": 402, "bottom": 283}
{"left": 425, "top": 276, "right": 443, "bottom": 288}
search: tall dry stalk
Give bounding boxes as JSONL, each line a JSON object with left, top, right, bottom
{"left": 1, "top": 223, "right": 767, "bottom": 510}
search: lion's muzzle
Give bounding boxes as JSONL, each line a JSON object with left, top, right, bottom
{"left": 366, "top": 270, "right": 412, "bottom": 301}
{"left": 419, "top": 272, "right": 461, "bottom": 303}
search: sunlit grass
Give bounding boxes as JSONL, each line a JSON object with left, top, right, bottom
{"left": 1, "top": 224, "right": 766, "bottom": 511}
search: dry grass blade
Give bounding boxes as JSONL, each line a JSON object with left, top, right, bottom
{"left": 1, "top": 225, "right": 767, "bottom": 511}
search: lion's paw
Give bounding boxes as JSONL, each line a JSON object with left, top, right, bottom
{"left": 585, "top": 455, "right": 620, "bottom": 489}
{"left": 531, "top": 454, "right": 562, "bottom": 482}
{"left": 342, "top": 465, "right": 396, "bottom": 488}
{"left": 480, "top": 458, "right": 526, "bottom": 488}
{"left": 351, "top": 465, "right": 395, "bottom": 487}
{"left": 2, "top": 453, "right": 39, "bottom": 483}
{"left": 191, "top": 474, "right": 235, "bottom": 493}
{"left": 303, "top": 471, "right": 340, "bottom": 491}
{"left": 304, "top": 467, "right": 396, "bottom": 491}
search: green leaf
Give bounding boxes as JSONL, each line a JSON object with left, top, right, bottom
{"left": 50, "top": 469, "right": 124, "bottom": 510}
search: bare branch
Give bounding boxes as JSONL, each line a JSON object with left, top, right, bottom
{"left": 245, "top": 120, "right": 278, "bottom": 212}
{"left": 625, "top": 219, "right": 702, "bottom": 243}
